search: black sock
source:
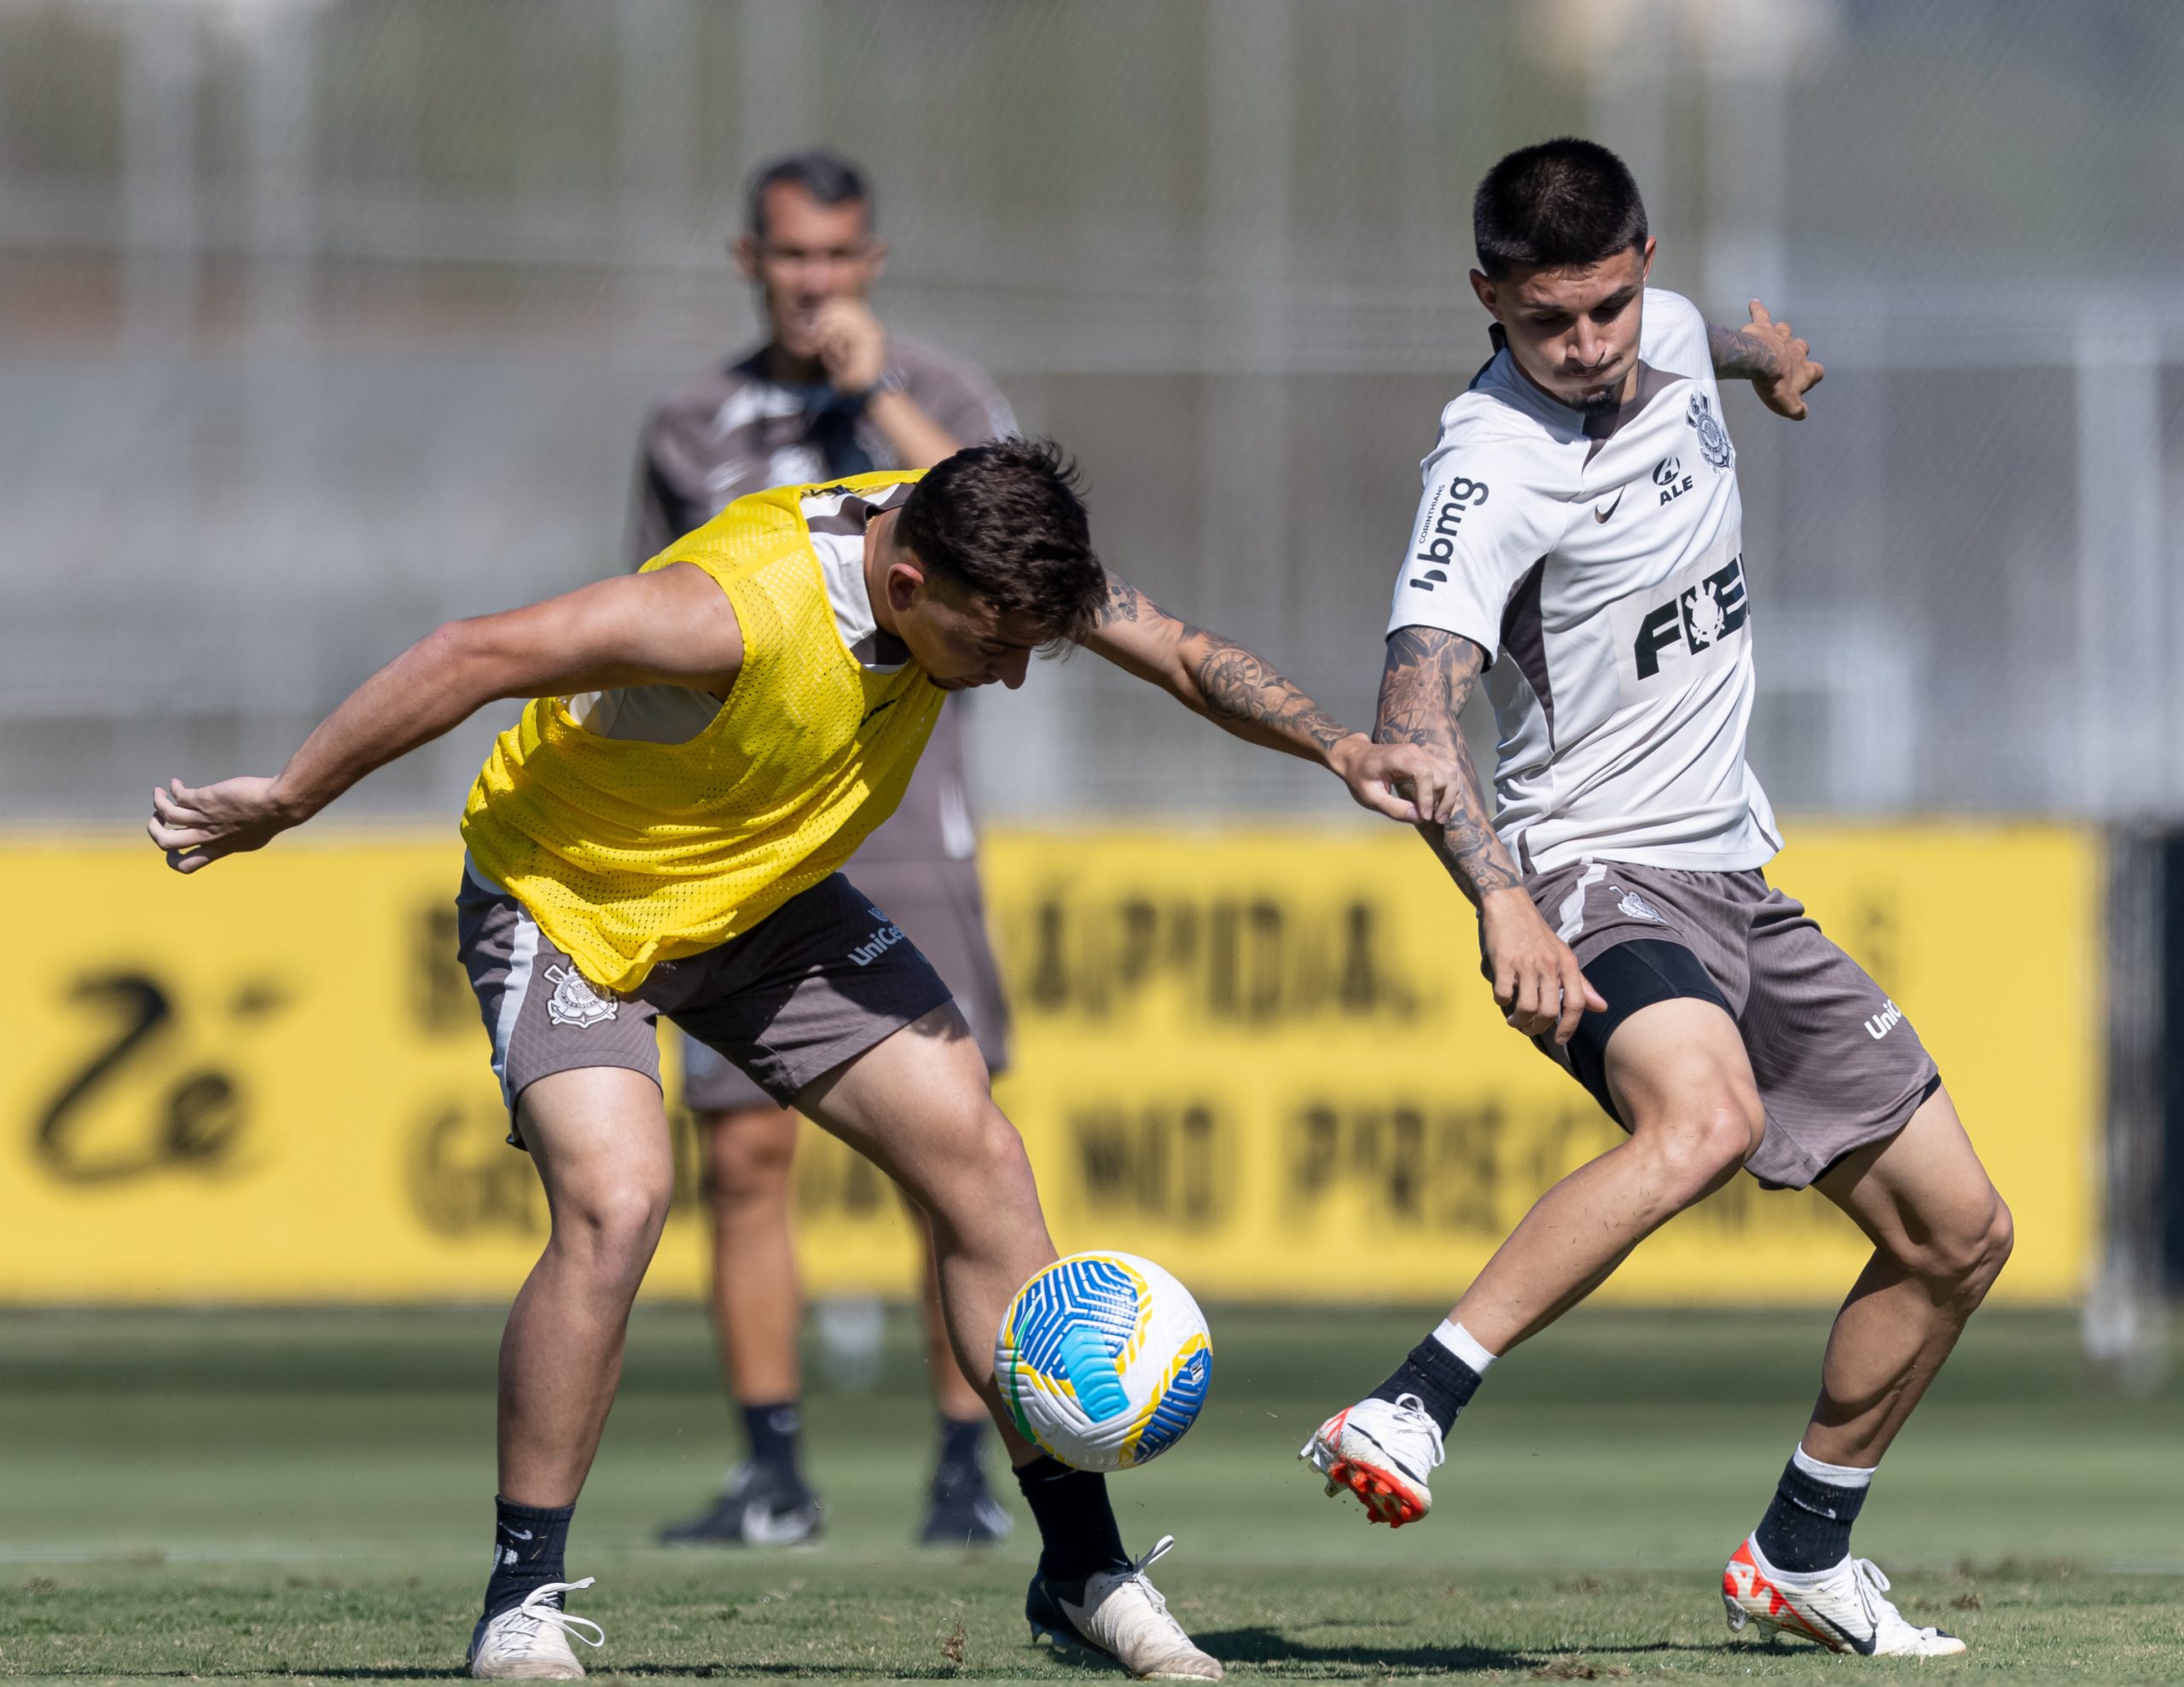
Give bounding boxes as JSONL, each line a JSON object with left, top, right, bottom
{"left": 936, "top": 1414, "right": 986, "bottom": 1476}
{"left": 1369, "top": 1336, "right": 1484, "bottom": 1435}
{"left": 1754, "top": 1455, "right": 1868, "bottom": 1573}
{"left": 741, "top": 1400, "right": 802, "bottom": 1476}
{"left": 1014, "top": 1455, "right": 1128, "bottom": 1580}
{"left": 483, "top": 1496, "right": 574, "bottom": 1620}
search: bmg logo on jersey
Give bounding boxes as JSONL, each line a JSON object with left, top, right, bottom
{"left": 1406, "top": 473, "right": 1490, "bottom": 591}
{"left": 1630, "top": 554, "right": 1748, "bottom": 681}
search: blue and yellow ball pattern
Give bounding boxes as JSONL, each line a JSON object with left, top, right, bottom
{"left": 993, "top": 1251, "right": 1212, "bottom": 1471}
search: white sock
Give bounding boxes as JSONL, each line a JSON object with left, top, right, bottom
{"left": 1431, "top": 1319, "right": 1497, "bottom": 1375}
{"left": 1792, "top": 1442, "right": 1875, "bottom": 1489}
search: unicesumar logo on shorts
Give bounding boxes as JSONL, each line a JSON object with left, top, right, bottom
{"left": 848, "top": 909, "right": 907, "bottom": 969}
{"left": 544, "top": 964, "right": 619, "bottom": 1029}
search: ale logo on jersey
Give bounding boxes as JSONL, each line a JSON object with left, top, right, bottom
{"left": 1653, "top": 455, "right": 1695, "bottom": 505}
{"left": 1631, "top": 554, "right": 1748, "bottom": 681}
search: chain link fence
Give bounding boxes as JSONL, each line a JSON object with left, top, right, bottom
{"left": 3, "top": 0, "right": 2180, "bottom": 820}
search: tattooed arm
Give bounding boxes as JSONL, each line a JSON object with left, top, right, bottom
{"left": 1706, "top": 299, "right": 1824, "bottom": 420}
{"left": 1376, "top": 626, "right": 1520, "bottom": 897}
{"left": 1377, "top": 624, "right": 1604, "bottom": 1043}
{"left": 1080, "top": 572, "right": 1463, "bottom": 824}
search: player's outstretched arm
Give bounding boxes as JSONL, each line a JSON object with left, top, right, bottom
{"left": 148, "top": 564, "right": 743, "bottom": 874}
{"left": 1377, "top": 625, "right": 1604, "bottom": 1044}
{"left": 1706, "top": 299, "right": 1824, "bottom": 420}
{"left": 1078, "top": 573, "right": 1462, "bottom": 825}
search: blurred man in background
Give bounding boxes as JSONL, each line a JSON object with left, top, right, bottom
{"left": 635, "top": 149, "right": 1019, "bottom": 1549}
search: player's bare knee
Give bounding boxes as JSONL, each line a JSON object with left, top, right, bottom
{"left": 1635, "top": 1093, "right": 1760, "bottom": 1203}
{"left": 926, "top": 1106, "right": 1037, "bottom": 1226}
{"left": 554, "top": 1177, "right": 672, "bottom": 1281}
{"left": 1990, "top": 1193, "right": 2016, "bottom": 1265}
{"left": 964, "top": 1106, "right": 1035, "bottom": 1194}
{"left": 706, "top": 1128, "right": 794, "bottom": 1213}
{"left": 1959, "top": 1191, "right": 2014, "bottom": 1295}
{"left": 1896, "top": 1185, "right": 2013, "bottom": 1297}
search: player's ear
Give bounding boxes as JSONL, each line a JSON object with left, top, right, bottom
{"left": 732, "top": 233, "right": 761, "bottom": 281}
{"left": 885, "top": 556, "right": 926, "bottom": 617}
{"left": 1468, "top": 269, "right": 1496, "bottom": 312}
{"left": 863, "top": 235, "right": 889, "bottom": 286}
{"left": 1639, "top": 235, "right": 1657, "bottom": 280}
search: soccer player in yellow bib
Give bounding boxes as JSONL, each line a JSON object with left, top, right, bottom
{"left": 149, "top": 439, "right": 1461, "bottom": 1683}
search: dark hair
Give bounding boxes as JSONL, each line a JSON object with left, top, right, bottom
{"left": 745, "top": 149, "right": 872, "bottom": 239}
{"left": 1473, "top": 138, "right": 1647, "bottom": 280}
{"left": 895, "top": 438, "right": 1107, "bottom": 646}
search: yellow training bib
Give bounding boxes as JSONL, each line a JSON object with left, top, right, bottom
{"left": 460, "top": 471, "right": 944, "bottom": 992}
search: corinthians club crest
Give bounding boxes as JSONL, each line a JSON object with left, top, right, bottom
{"left": 1687, "top": 392, "right": 1733, "bottom": 471}
{"left": 543, "top": 963, "right": 619, "bottom": 1029}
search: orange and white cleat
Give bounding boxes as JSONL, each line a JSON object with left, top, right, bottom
{"left": 1722, "top": 1535, "right": 1966, "bottom": 1657}
{"left": 1297, "top": 1393, "right": 1443, "bottom": 1528}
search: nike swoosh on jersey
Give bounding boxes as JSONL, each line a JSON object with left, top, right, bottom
{"left": 862, "top": 698, "right": 899, "bottom": 724}
{"left": 1594, "top": 490, "right": 1624, "bottom": 523}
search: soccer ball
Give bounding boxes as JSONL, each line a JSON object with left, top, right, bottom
{"left": 993, "top": 1250, "right": 1212, "bottom": 1471}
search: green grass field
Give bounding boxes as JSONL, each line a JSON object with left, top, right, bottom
{"left": 2, "top": 1305, "right": 2180, "bottom": 1683}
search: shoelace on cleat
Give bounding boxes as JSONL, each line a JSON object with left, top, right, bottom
{"left": 1389, "top": 1394, "right": 1446, "bottom": 1470}
{"left": 488, "top": 1579, "right": 606, "bottom": 1655}
{"left": 1107, "top": 1536, "right": 1189, "bottom": 1638}
{"left": 1848, "top": 1557, "right": 1942, "bottom": 1641}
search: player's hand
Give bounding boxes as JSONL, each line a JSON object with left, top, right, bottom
{"left": 1330, "top": 735, "right": 1461, "bottom": 824}
{"left": 148, "top": 775, "right": 299, "bottom": 873}
{"left": 813, "top": 297, "right": 890, "bottom": 397}
{"left": 1743, "top": 299, "right": 1823, "bottom": 420}
{"left": 1479, "top": 886, "right": 1606, "bottom": 1046}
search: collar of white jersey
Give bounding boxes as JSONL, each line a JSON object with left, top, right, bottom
{"left": 801, "top": 482, "right": 915, "bottom": 672}
{"left": 1478, "top": 348, "right": 1687, "bottom": 447}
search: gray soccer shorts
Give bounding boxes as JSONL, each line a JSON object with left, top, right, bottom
{"left": 1521, "top": 859, "right": 1942, "bottom": 1190}
{"left": 679, "top": 858, "right": 1009, "bottom": 1115}
{"left": 456, "top": 860, "right": 954, "bottom": 1145}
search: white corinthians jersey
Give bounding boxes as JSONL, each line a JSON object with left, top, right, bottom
{"left": 1388, "top": 287, "right": 1780, "bottom": 875}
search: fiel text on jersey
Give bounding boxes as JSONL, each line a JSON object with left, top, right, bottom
{"left": 1632, "top": 554, "right": 1748, "bottom": 681}
{"left": 1407, "top": 473, "right": 1490, "bottom": 591}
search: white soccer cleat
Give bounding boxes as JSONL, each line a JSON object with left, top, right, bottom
{"left": 468, "top": 1578, "right": 607, "bottom": 1679}
{"left": 1723, "top": 1536, "right": 1966, "bottom": 1657}
{"left": 1026, "top": 1535, "right": 1223, "bottom": 1680}
{"left": 1298, "top": 1393, "right": 1443, "bottom": 1528}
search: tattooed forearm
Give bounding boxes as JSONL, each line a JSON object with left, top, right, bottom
{"left": 1097, "top": 575, "right": 1142, "bottom": 624}
{"left": 1188, "top": 630, "right": 1351, "bottom": 756}
{"left": 1707, "top": 320, "right": 1780, "bottom": 383}
{"left": 1085, "top": 572, "right": 1357, "bottom": 761}
{"left": 1375, "top": 626, "right": 1520, "bottom": 902}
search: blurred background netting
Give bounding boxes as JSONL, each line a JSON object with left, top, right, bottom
{"left": 5, "top": 0, "right": 2180, "bottom": 822}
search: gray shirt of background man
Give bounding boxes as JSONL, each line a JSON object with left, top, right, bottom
{"left": 627, "top": 338, "right": 1015, "bottom": 867}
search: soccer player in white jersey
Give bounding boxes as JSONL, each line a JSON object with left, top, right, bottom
{"left": 1298, "top": 140, "right": 2010, "bottom": 1659}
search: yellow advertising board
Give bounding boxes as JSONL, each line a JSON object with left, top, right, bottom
{"left": 0, "top": 824, "right": 2098, "bottom": 1306}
